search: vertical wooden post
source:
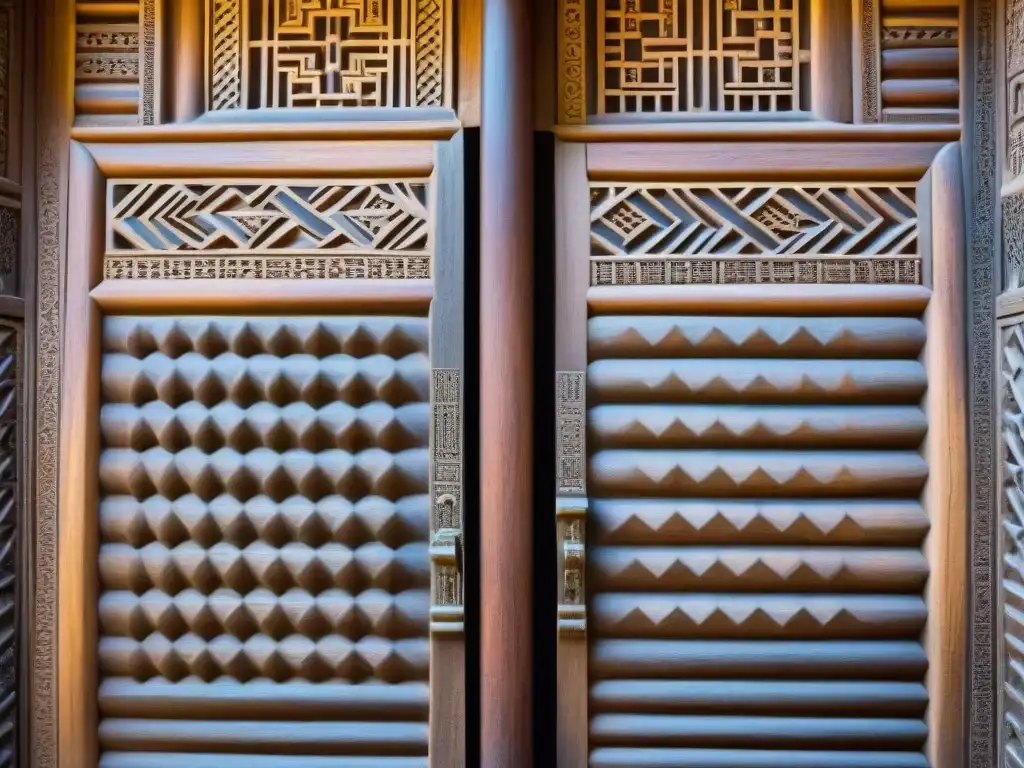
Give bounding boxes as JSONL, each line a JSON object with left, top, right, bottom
{"left": 168, "top": 0, "right": 204, "bottom": 123}
{"left": 480, "top": 0, "right": 534, "bottom": 763}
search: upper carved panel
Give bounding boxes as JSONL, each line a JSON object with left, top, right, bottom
{"left": 104, "top": 180, "right": 430, "bottom": 279}
{"left": 207, "top": 0, "right": 452, "bottom": 112}
{"left": 589, "top": 183, "right": 921, "bottom": 285}
{"left": 561, "top": 0, "right": 812, "bottom": 123}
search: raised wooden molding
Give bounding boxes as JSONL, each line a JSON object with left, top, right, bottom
{"left": 586, "top": 141, "right": 949, "bottom": 181}
{"left": 554, "top": 121, "right": 962, "bottom": 143}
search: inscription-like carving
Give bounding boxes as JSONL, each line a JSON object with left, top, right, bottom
{"left": 105, "top": 181, "right": 430, "bottom": 279}
{"left": 74, "top": 4, "right": 142, "bottom": 124}
{"left": 207, "top": 0, "right": 452, "bottom": 111}
{"left": 597, "top": 0, "right": 811, "bottom": 115}
{"left": 558, "top": 0, "right": 585, "bottom": 124}
{"left": 139, "top": 0, "right": 156, "bottom": 124}
{"left": 557, "top": 371, "right": 586, "bottom": 495}
{"left": 590, "top": 184, "right": 920, "bottom": 285}
{"left": 430, "top": 369, "right": 462, "bottom": 633}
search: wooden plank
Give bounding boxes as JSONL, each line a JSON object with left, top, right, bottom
{"left": 58, "top": 141, "right": 104, "bottom": 768}
{"left": 84, "top": 140, "right": 436, "bottom": 177}
{"left": 458, "top": 0, "right": 482, "bottom": 126}
{"left": 554, "top": 123, "right": 961, "bottom": 143}
{"left": 89, "top": 278, "right": 433, "bottom": 314}
{"left": 810, "top": 0, "right": 852, "bottom": 122}
{"left": 921, "top": 141, "right": 967, "bottom": 767}
{"left": 586, "top": 142, "right": 947, "bottom": 181}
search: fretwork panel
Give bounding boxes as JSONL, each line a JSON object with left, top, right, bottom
{"left": 96, "top": 316, "right": 432, "bottom": 763}
{"left": 589, "top": 183, "right": 921, "bottom": 286}
{"left": 596, "top": 0, "right": 811, "bottom": 115}
{"left": 207, "top": 0, "right": 452, "bottom": 111}
{"left": 1001, "top": 320, "right": 1024, "bottom": 767}
{"left": 586, "top": 306, "right": 933, "bottom": 767}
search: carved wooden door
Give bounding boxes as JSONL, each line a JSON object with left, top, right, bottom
{"left": 51, "top": 1, "right": 467, "bottom": 766}
{"left": 552, "top": 2, "right": 969, "bottom": 767}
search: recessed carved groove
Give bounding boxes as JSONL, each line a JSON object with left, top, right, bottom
{"left": 97, "top": 316, "right": 430, "bottom": 759}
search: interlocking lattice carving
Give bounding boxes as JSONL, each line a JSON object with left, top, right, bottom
{"left": 0, "top": 322, "right": 17, "bottom": 766}
{"left": 590, "top": 183, "right": 921, "bottom": 285}
{"left": 207, "top": 0, "right": 452, "bottom": 111}
{"left": 1002, "top": 320, "right": 1024, "bottom": 767}
{"left": 1009, "top": 0, "right": 1024, "bottom": 177}
{"left": 429, "top": 369, "right": 462, "bottom": 633}
{"left": 97, "top": 316, "right": 430, "bottom": 759}
{"left": 596, "top": 0, "right": 811, "bottom": 115}
{"left": 105, "top": 180, "right": 430, "bottom": 279}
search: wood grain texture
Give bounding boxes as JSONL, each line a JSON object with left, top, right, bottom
{"left": 58, "top": 141, "right": 104, "bottom": 768}
{"left": 810, "top": 0, "right": 852, "bottom": 122}
{"left": 480, "top": 0, "right": 533, "bottom": 762}
{"left": 554, "top": 123, "right": 961, "bottom": 143}
{"left": 457, "top": 0, "right": 481, "bottom": 126}
{"left": 586, "top": 142, "right": 947, "bottom": 181}
{"left": 166, "top": 0, "right": 202, "bottom": 123}
{"left": 84, "top": 140, "right": 436, "bottom": 178}
{"left": 921, "top": 142, "right": 966, "bottom": 767}
{"left": 89, "top": 279, "right": 433, "bottom": 314}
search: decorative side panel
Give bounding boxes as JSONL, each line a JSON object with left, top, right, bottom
{"left": 558, "top": 0, "right": 586, "bottom": 124}
{"left": 206, "top": 0, "right": 453, "bottom": 111}
{"left": 0, "top": 321, "right": 18, "bottom": 767}
{"left": 858, "top": 0, "right": 961, "bottom": 124}
{"left": 589, "top": 183, "right": 921, "bottom": 285}
{"left": 1002, "top": 320, "right": 1024, "bottom": 768}
{"left": 429, "top": 368, "right": 463, "bottom": 634}
{"left": 1009, "top": 0, "right": 1024, "bottom": 180}
{"left": 96, "top": 316, "right": 431, "bottom": 761}
{"left": 594, "top": 0, "right": 811, "bottom": 116}
{"left": 104, "top": 180, "right": 430, "bottom": 279}
{"left": 74, "top": 0, "right": 144, "bottom": 125}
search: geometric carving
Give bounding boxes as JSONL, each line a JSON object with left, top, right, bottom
{"left": 556, "top": 372, "right": 586, "bottom": 495}
{"left": 596, "top": 0, "right": 811, "bottom": 115}
{"left": 0, "top": 321, "right": 17, "bottom": 766}
{"left": 98, "top": 316, "right": 430, "bottom": 759}
{"left": 140, "top": 0, "right": 156, "bottom": 124}
{"left": 1006, "top": 192, "right": 1024, "bottom": 290}
{"left": 590, "top": 184, "right": 920, "bottom": 285}
{"left": 430, "top": 368, "right": 462, "bottom": 633}
{"left": 558, "top": 0, "right": 586, "bottom": 123}
{"left": 1009, "top": 0, "right": 1024, "bottom": 177}
{"left": 74, "top": 2, "right": 143, "bottom": 125}
{"left": 206, "top": 0, "right": 452, "bottom": 111}
{"left": 1001, "top": 320, "right": 1024, "bottom": 768}
{"left": 587, "top": 296, "right": 932, "bottom": 762}
{"left": 105, "top": 181, "right": 430, "bottom": 279}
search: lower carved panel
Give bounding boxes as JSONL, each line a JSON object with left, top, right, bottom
{"left": 0, "top": 320, "right": 17, "bottom": 767}
{"left": 587, "top": 305, "right": 932, "bottom": 767}
{"left": 96, "top": 316, "right": 431, "bottom": 762}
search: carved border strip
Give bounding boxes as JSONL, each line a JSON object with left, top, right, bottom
{"left": 430, "top": 367, "right": 463, "bottom": 634}
{"left": 857, "top": 0, "right": 880, "bottom": 123}
{"left": 139, "top": 0, "right": 156, "bottom": 124}
{"left": 557, "top": 0, "right": 585, "bottom": 125}
{"left": 556, "top": 371, "right": 585, "bottom": 495}
{"left": 556, "top": 500, "right": 586, "bottom": 638}
{"left": 970, "top": 0, "right": 997, "bottom": 766}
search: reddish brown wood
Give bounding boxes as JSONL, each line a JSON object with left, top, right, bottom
{"left": 480, "top": 0, "right": 534, "bottom": 763}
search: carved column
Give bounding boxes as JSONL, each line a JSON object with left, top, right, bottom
{"left": 480, "top": 0, "right": 534, "bottom": 763}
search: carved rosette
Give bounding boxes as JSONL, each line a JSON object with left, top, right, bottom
{"left": 430, "top": 368, "right": 463, "bottom": 634}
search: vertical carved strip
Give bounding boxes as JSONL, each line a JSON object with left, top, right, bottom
{"left": 556, "top": 371, "right": 586, "bottom": 495}
{"left": 414, "top": 0, "right": 446, "bottom": 107}
{"left": 0, "top": 1, "right": 11, "bottom": 177}
{"left": 558, "top": 0, "right": 585, "bottom": 124}
{"left": 0, "top": 207, "right": 17, "bottom": 297}
{"left": 0, "top": 320, "right": 19, "bottom": 766}
{"left": 969, "top": 0, "right": 997, "bottom": 765}
{"left": 139, "top": 0, "right": 156, "bottom": 124}
{"left": 430, "top": 368, "right": 463, "bottom": 633}
{"left": 855, "top": 0, "right": 880, "bottom": 123}
{"left": 1009, "top": 0, "right": 1024, "bottom": 179}
{"left": 209, "top": 0, "right": 242, "bottom": 110}
{"left": 557, "top": 501, "right": 586, "bottom": 638}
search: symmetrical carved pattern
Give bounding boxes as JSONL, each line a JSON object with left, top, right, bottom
{"left": 105, "top": 180, "right": 430, "bottom": 279}
{"left": 1002, "top": 321, "right": 1024, "bottom": 768}
{"left": 0, "top": 322, "right": 18, "bottom": 766}
{"left": 587, "top": 306, "right": 934, "bottom": 764}
{"left": 865, "top": 0, "right": 961, "bottom": 124}
{"left": 1009, "top": 0, "right": 1024, "bottom": 178}
{"left": 558, "top": 0, "right": 585, "bottom": 123}
{"left": 429, "top": 369, "right": 462, "bottom": 633}
{"left": 97, "top": 316, "right": 430, "bottom": 760}
{"left": 590, "top": 184, "right": 920, "bottom": 285}
{"left": 74, "top": 1, "right": 143, "bottom": 125}
{"left": 557, "top": 372, "right": 586, "bottom": 495}
{"left": 596, "top": 0, "right": 811, "bottom": 115}
{"left": 206, "top": 0, "right": 452, "bottom": 111}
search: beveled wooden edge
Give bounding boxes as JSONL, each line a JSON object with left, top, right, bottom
{"left": 58, "top": 140, "right": 105, "bottom": 768}
{"left": 587, "top": 284, "right": 933, "bottom": 316}
{"left": 0, "top": 296, "right": 25, "bottom": 320}
{"left": 553, "top": 122, "right": 961, "bottom": 143}
{"left": 89, "top": 278, "right": 434, "bottom": 314}
{"left": 554, "top": 140, "right": 588, "bottom": 768}
{"left": 998, "top": 288, "right": 1024, "bottom": 319}
{"left": 586, "top": 141, "right": 948, "bottom": 181}
{"left": 921, "top": 141, "right": 967, "bottom": 768}
{"left": 458, "top": 0, "right": 481, "bottom": 126}
{"left": 80, "top": 140, "right": 436, "bottom": 178}
{"left": 428, "top": 133, "right": 466, "bottom": 768}
{"left": 70, "top": 112, "right": 462, "bottom": 143}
